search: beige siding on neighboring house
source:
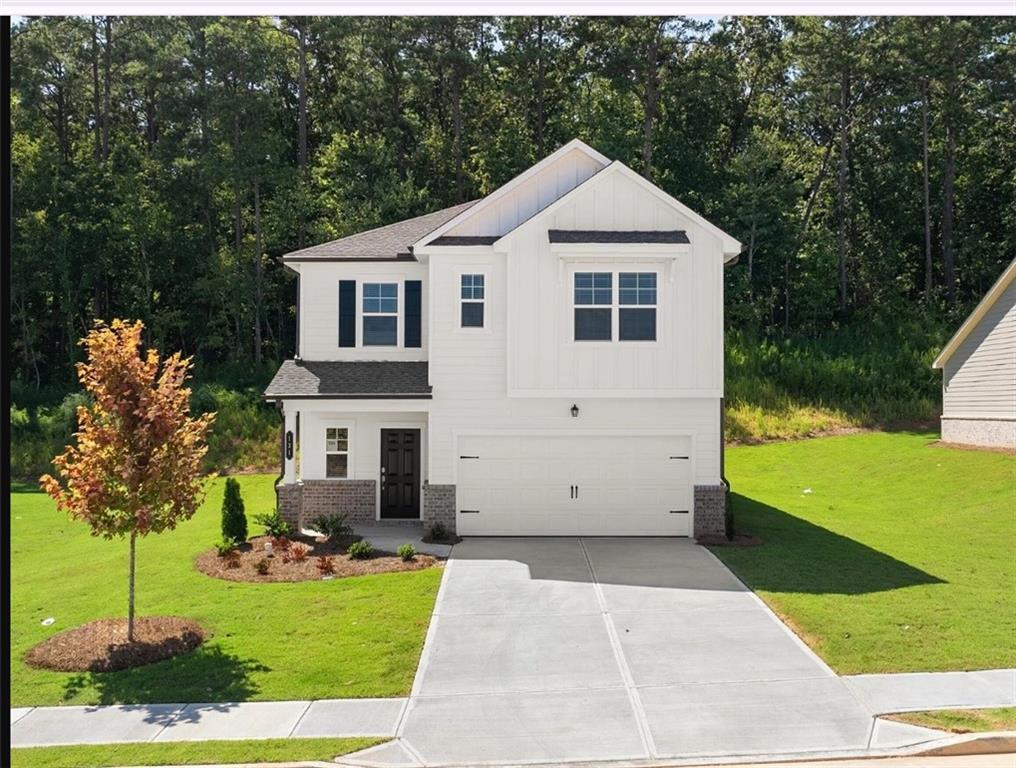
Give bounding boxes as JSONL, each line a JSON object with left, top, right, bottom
{"left": 943, "top": 277, "right": 1016, "bottom": 421}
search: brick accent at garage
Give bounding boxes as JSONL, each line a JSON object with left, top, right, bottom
{"left": 694, "top": 484, "right": 727, "bottom": 538}
{"left": 275, "top": 479, "right": 376, "bottom": 531}
{"left": 423, "top": 483, "right": 456, "bottom": 535}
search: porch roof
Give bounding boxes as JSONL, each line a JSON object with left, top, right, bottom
{"left": 264, "top": 360, "right": 432, "bottom": 400}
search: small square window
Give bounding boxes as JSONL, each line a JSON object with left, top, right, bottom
{"left": 363, "top": 283, "right": 398, "bottom": 315}
{"left": 461, "top": 274, "right": 484, "bottom": 300}
{"left": 363, "top": 316, "right": 397, "bottom": 345}
{"left": 619, "top": 272, "right": 657, "bottom": 306}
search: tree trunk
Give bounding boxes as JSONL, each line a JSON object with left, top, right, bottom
{"left": 102, "top": 16, "right": 112, "bottom": 161}
{"left": 297, "top": 21, "right": 308, "bottom": 249}
{"left": 253, "top": 178, "right": 264, "bottom": 366}
{"left": 787, "top": 137, "right": 835, "bottom": 329}
{"left": 922, "top": 78, "right": 933, "bottom": 302}
{"left": 127, "top": 530, "right": 137, "bottom": 643}
{"left": 91, "top": 17, "right": 102, "bottom": 162}
{"left": 747, "top": 215, "right": 757, "bottom": 296}
{"left": 641, "top": 26, "right": 660, "bottom": 180}
{"left": 233, "top": 113, "right": 242, "bottom": 253}
{"left": 535, "top": 18, "right": 545, "bottom": 157}
{"left": 942, "top": 119, "right": 956, "bottom": 303}
{"left": 837, "top": 68, "right": 851, "bottom": 316}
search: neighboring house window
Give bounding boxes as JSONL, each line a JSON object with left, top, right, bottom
{"left": 574, "top": 272, "right": 612, "bottom": 341}
{"left": 619, "top": 272, "right": 657, "bottom": 341}
{"left": 325, "top": 427, "right": 349, "bottom": 478}
{"left": 363, "top": 283, "right": 398, "bottom": 345}
{"left": 461, "top": 274, "right": 485, "bottom": 328}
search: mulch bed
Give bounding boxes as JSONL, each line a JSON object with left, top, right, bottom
{"left": 697, "top": 533, "right": 763, "bottom": 547}
{"left": 26, "top": 617, "right": 205, "bottom": 672}
{"left": 195, "top": 534, "right": 440, "bottom": 583}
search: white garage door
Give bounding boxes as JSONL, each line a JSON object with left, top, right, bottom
{"left": 456, "top": 434, "right": 692, "bottom": 536}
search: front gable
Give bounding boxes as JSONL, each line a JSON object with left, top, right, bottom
{"left": 414, "top": 139, "right": 609, "bottom": 249}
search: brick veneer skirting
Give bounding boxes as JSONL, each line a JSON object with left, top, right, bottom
{"left": 694, "top": 484, "right": 727, "bottom": 538}
{"left": 423, "top": 483, "right": 456, "bottom": 535}
{"left": 275, "top": 479, "right": 376, "bottom": 532}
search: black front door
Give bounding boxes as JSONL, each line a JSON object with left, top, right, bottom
{"left": 380, "top": 429, "right": 421, "bottom": 519}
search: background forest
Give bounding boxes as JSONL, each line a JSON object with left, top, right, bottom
{"left": 10, "top": 15, "right": 1016, "bottom": 477}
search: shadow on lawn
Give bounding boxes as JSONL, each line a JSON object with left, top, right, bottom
{"left": 723, "top": 492, "right": 945, "bottom": 595}
{"left": 62, "top": 643, "right": 269, "bottom": 708}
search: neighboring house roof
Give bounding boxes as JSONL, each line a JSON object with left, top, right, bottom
{"left": 282, "top": 201, "right": 478, "bottom": 262}
{"left": 264, "top": 360, "right": 432, "bottom": 399}
{"left": 548, "top": 229, "right": 690, "bottom": 244}
{"left": 933, "top": 258, "right": 1016, "bottom": 369}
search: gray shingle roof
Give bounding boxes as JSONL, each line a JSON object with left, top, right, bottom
{"left": 282, "top": 201, "right": 478, "bottom": 262}
{"left": 428, "top": 235, "right": 500, "bottom": 246}
{"left": 548, "top": 229, "right": 690, "bottom": 244}
{"left": 264, "top": 360, "right": 431, "bottom": 399}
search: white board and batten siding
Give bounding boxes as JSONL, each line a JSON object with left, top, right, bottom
{"left": 294, "top": 260, "right": 428, "bottom": 361}
{"left": 942, "top": 276, "right": 1016, "bottom": 421}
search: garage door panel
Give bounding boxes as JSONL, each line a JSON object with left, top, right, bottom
{"left": 456, "top": 435, "right": 692, "bottom": 536}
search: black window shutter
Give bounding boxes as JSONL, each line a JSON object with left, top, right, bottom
{"left": 338, "top": 281, "right": 356, "bottom": 347}
{"left": 405, "top": 280, "right": 422, "bottom": 348}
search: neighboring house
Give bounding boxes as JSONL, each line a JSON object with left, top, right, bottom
{"left": 932, "top": 258, "right": 1016, "bottom": 449}
{"left": 264, "top": 139, "right": 741, "bottom": 536}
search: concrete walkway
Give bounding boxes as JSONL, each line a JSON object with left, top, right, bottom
{"left": 10, "top": 699, "right": 406, "bottom": 747}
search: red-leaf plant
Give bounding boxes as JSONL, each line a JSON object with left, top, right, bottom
{"left": 40, "top": 319, "right": 215, "bottom": 642}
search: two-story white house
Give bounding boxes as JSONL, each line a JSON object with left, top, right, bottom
{"left": 265, "top": 139, "right": 741, "bottom": 537}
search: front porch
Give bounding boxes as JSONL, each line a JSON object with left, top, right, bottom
{"left": 265, "top": 360, "right": 456, "bottom": 535}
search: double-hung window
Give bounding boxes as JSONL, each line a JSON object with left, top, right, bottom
{"left": 362, "top": 283, "right": 398, "bottom": 346}
{"left": 573, "top": 271, "right": 657, "bottom": 342}
{"left": 460, "top": 274, "right": 485, "bottom": 328}
{"left": 618, "top": 272, "right": 657, "bottom": 341}
{"left": 574, "top": 272, "right": 613, "bottom": 341}
{"left": 325, "top": 427, "right": 349, "bottom": 478}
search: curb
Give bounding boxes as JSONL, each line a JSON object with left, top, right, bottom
{"left": 910, "top": 730, "right": 1016, "bottom": 756}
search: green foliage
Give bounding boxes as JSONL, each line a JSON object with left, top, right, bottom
{"left": 253, "top": 509, "right": 291, "bottom": 538}
{"left": 9, "top": 738, "right": 386, "bottom": 768}
{"left": 397, "top": 543, "right": 416, "bottom": 562}
{"left": 426, "top": 522, "right": 449, "bottom": 541}
{"left": 311, "top": 513, "right": 352, "bottom": 541}
{"left": 220, "top": 478, "right": 248, "bottom": 544}
{"left": 347, "top": 540, "right": 374, "bottom": 560}
{"left": 214, "top": 538, "right": 237, "bottom": 556}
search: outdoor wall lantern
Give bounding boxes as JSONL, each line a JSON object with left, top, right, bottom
{"left": 571, "top": 404, "right": 579, "bottom": 418}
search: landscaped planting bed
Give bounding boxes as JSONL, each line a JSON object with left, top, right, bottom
{"left": 196, "top": 534, "right": 439, "bottom": 582}
{"left": 10, "top": 474, "right": 443, "bottom": 706}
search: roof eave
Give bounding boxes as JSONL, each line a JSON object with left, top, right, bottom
{"left": 932, "top": 258, "right": 1016, "bottom": 369}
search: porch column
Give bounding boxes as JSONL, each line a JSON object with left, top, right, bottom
{"left": 283, "top": 406, "right": 298, "bottom": 484}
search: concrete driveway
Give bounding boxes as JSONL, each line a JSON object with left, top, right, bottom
{"left": 348, "top": 537, "right": 944, "bottom": 766}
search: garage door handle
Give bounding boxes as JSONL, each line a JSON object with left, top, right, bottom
{"left": 575, "top": 485, "right": 579, "bottom": 499}
{"left": 669, "top": 456, "right": 689, "bottom": 460}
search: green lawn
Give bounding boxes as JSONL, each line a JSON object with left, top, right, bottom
{"left": 10, "top": 737, "right": 384, "bottom": 768}
{"left": 714, "top": 431, "right": 1015, "bottom": 674}
{"left": 889, "top": 708, "right": 1016, "bottom": 733}
{"left": 10, "top": 474, "right": 442, "bottom": 706}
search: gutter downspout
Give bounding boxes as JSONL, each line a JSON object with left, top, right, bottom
{"left": 720, "top": 396, "right": 732, "bottom": 540}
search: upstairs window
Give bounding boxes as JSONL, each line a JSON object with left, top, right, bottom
{"left": 461, "top": 274, "right": 485, "bottom": 328}
{"left": 325, "top": 427, "right": 349, "bottom": 478}
{"left": 363, "top": 283, "right": 398, "bottom": 346}
{"left": 574, "top": 272, "right": 612, "bottom": 341}
{"left": 619, "top": 272, "right": 657, "bottom": 341}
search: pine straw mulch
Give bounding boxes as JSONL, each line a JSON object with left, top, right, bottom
{"left": 26, "top": 617, "right": 206, "bottom": 672}
{"left": 195, "top": 534, "right": 440, "bottom": 583}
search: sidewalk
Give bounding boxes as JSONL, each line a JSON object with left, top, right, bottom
{"left": 10, "top": 698, "right": 406, "bottom": 747}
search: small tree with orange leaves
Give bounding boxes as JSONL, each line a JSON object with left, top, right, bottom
{"left": 40, "top": 320, "right": 215, "bottom": 642}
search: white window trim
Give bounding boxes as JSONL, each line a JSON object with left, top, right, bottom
{"left": 359, "top": 280, "right": 401, "bottom": 348}
{"left": 324, "top": 423, "right": 354, "bottom": 479}
{"left": 569, "top": 266, "right": 660, "bottom": 345}
{"left": 455, "top": 268, "right": 492, "bottom": 335}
